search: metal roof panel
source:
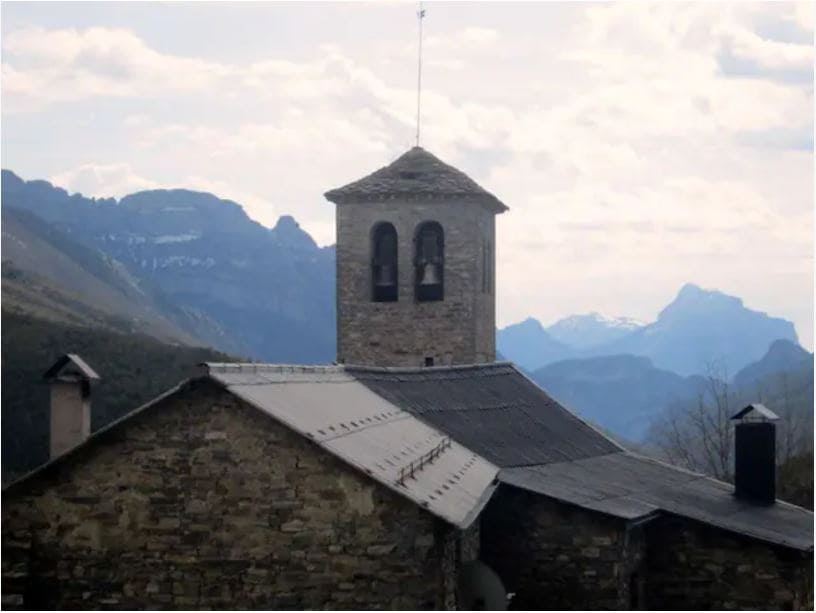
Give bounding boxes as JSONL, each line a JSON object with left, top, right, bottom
{"left": 207, "top": 365, "right": 498, "bottom": 528}
{"left": 349, "top": 363, "right": 621, "bottom": 467}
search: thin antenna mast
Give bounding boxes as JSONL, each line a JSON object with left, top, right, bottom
{"left": 415, "top": 1, "right": 426, "bottom": 147}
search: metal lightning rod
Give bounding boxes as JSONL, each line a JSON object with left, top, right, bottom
{"left": 416, "top": 2, "right": 426, "bottom": 147}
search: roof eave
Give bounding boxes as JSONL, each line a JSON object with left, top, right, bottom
{"left": 324, "top": 190, "right": 508, "bottom": 213}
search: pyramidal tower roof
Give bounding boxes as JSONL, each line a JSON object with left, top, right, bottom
{"left": 324, "top": 146, "right": 508, "bottom": 212}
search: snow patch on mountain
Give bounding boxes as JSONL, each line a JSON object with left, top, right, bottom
{"left": 555, "top": 312, "right": 647, "bottom": 330}
{"left": 153, "top": 233, "right": 201, "bottom": 244}
{"left": 546, "top": 312, "right": 647, "bottom": 350}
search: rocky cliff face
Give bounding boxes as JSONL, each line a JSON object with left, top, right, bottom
{"left": 594, "top": 284, "right": 798, "bottom": 377}
{"left": 1, "top": 170, "right": 336, "bottom": 363}
{"left": 499, "top": 284, "right": 800, "bottom": 378}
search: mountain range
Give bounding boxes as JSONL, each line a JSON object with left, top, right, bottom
{"left": 2, "top": 168, "right": 810, "bottom": 447}
{"left": 498, "top": 284, "right": 798, "bottom": 377}
{"left": 530, "top": 339, "right": 813, "bottom": 442}
{"left": 2, "top": 170, "right": 335, "bottom": 363}
{"left": 547, "top": 312, "right": 644, "bottom": 348}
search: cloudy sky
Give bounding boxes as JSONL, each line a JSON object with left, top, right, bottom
{"left": 2, "top": 2, "right": 814, "bottom": 347}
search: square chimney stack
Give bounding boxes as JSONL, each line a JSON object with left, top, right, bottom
{"left": 43, "top": 354, "right": 100, "bottom": 459}
{"left": 730, "top": 403, "right": 779, "bottom": 505}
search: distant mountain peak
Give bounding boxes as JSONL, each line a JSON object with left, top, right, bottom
{"left": 544, "top": 312, "right": 645, "bottom": 351}
{"left": 497, "top": 317, "right": 569, "bottom": 371}
{"left": 270, "top": 214, "right": 317, "bottom": 250}
{"left": 552, "top": 312, "right": 646, "bottom": 330}
{"left": 733, "top": 338, "right": 812, "bottom": 389}
{"left": 767, "top": 338, "right": 809, "bottom": 357}
{"left": 120, "top": 189, "right": 246, "bottom": 216}
{"left": 1, "top": 169, "right": 25, "bottom": 189}
{"left": 660, "top": 283, "right": 744, "bottom": 320}
{"left": 517, "top": 316, "right": 546, "bottom": 329}
{"left": 675, "top": 283, "right": 731, "bottom": 301}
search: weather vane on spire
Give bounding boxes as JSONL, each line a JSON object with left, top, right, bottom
{"left": 415, "top": 1, "right": 426, "bottom": 147}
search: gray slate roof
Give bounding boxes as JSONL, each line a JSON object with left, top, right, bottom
{"left": 502, "top": 453, "right": 813, "bottom": 551}
{"left": 349, "top": 363, "right": 620, "bottom": 467}
{"left": 324, "top": 146, "right": 508, "bottom": 212}
{"left": 349, "top": 362, "right": 813, "bottom": 552}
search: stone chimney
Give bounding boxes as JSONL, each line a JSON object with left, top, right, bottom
{"left": 43, "top": 354, "right": 100, "bottom": 459}
{"left": 730, "top": 403, "right": 779, "bottom": 504}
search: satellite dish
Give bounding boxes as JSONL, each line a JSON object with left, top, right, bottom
{"left": 457, "top": 560, "right": 508, "bottom": 610}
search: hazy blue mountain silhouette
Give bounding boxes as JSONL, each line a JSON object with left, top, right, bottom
{"left": 532, "top": 339, "right": 812, "bottom": 442}
{"left": 531, "top": 354, "right": 706, "bottom": 441}
{"left": 1, "top": 170, "right": 336, "bottom": 363}
{"left": 499, "top": 284, "right": 799, "bottom": 377}
{"left": 496, "top": 317, "right": 574, "bottom": 371}
{"left": 547, "top": 312, "right": 644, "bottom": 349}
{"left": 591, "top": 284, "right": 798, "bottom": 377}
{"left": 732, "top": 339, "right": 812, "bottom": 391}
{"left": 2, "top": 205, "right": 226, "bottom": 346}
{"left": 2, "top": 169, "right": 801, "bottom": 375}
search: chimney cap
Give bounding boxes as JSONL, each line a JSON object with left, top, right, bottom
{"left": 731, "top": 403, "right": 779, "bottom": 422}
{"left": 43, "top": 353, "right": 101, "bottom": 382}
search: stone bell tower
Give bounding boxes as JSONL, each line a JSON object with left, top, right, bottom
{"left": 325, "top": 146, "right": 508, "bottom": 367}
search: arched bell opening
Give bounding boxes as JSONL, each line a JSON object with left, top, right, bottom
{"left": 371, "top": 222, "right": 398, "bottom": 302}
{"left": 414, "top": 221, "right": 444, "bottom": 302}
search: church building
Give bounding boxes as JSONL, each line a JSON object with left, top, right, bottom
{"left": 2, "top": 147, "right": 813, "bottom": 610}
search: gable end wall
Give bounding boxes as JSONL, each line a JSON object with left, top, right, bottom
{"left": 2, "top": 379, "right": 459, "bottom": 609}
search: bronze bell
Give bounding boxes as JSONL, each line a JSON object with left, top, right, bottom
{"left": 419, "top": 262, "right": 440, "bottom": 286}
{"left": 375, "top": 264, "right": 396, "bottom": 287}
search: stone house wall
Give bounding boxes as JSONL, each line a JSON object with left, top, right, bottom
{"left": 480, "top": 485, "right": 638, "bottom": 610}
{"left": 2, "top": 379, "right": 463, "bottom": 610}
{"left": 481, "top": 484, "right": 813, "bottom": 610}
{"left": 335, "top": 198, "right": 497, "bottom": 367}
{"left": 642, "top": 515, "right": 814, "bottom": 610}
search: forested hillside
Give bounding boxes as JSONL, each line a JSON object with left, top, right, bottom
{"left": 1, "top": 310, "right": 235, "bottom": 483}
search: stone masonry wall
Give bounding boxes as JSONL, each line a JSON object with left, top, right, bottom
{"left": 481, "top": 484, "right": 812, "bottom": 611}
{"left": 2, "top": 379, "right": 459, "bottom": 610}
{"left": 480, "top": 486, "right": 637, "bottom": 610}
{"left": 335, "top": 198, "right": 497, "bottom": 367}
{"left": 642, "top": 515, "right": 814, "bottom": 610}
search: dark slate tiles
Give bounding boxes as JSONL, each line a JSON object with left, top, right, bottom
{"left": 351, "top": 363, "right": 813, "bottom": 552}
{"left": 503, "top": 453, "right": 813, "bottom": 551}
{"left": 349, "top": 363, "right": 621, "bottom": 468}
{"left": 324, "top": 146, "right": 507, "bottom": 211}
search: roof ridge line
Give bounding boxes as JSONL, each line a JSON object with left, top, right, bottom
{"left": 499, "top": 450, "right": 625, "bottom": 470}
{"left": 202, "top": 362, "right": 346, "bottom": 375}
{"left": 345, "top": 361, "right": 515, "bottom": 374}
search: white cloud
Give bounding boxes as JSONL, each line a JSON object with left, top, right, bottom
{"left": 50, "top": 163, "right": 158, "bottom": 198}
{"left": 2, "top": 3, "right": 812, "bottom": 347}
{"left": 719, "top": 24, "right": 813, "bottom": 71}
{"left": 2, "top": 27, "right": 228, "bottom": 108}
